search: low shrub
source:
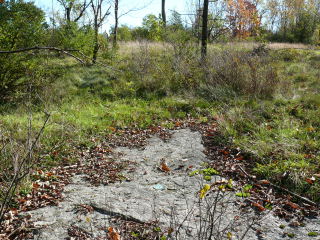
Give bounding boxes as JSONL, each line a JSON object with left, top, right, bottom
{"left": 201, "top": 50, "right": 279, "bottom": 99}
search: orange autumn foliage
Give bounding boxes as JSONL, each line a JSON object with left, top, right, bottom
{"left": 227, "top": 0, "right": 261, "bottom": 39}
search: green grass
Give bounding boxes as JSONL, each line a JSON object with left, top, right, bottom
{"left": 0, "top": 94, "right": 212, "bottom": 169}
{"left": 218, "top": 49, "right": 320, "bottom": 202}
{"left": 1, "top": 46, "right": 319, "bottom": 203}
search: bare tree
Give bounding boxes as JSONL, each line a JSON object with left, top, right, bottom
{"left": 57, "top": 0, "right": 91, "bottom": 23}
{"left": 112, "top": 0, "right": 152, "bottom": 48}
{"left": 113, "top": 0, "right": 119, "bottom": 48}
{"left": 91, "top": 0, "right": 111, "bottom": 63}
{"left": 201, "top": 0, "right": 209, "bottom": 59}
{"left": 162, "top": 0, "right": 166, "bottom": 27}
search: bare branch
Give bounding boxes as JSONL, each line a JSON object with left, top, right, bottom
{"left": 0, "top": 46, "right": 86, "bottom": 64}
{"left": 74, "top": 0, "right": 92, "bottom": 22}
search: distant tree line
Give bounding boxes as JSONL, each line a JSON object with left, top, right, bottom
{"left": 1, "top": 0, "right": 320, "bottom": 63}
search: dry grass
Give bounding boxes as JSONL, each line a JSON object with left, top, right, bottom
{"left": 118, "top": 41, "right": 313, "bottom": 55}
{"left": 117, "top": 41, "right": 170, "bottom": 56}
{"left": 267, "top": 42, "right": 312, "bottom": 50}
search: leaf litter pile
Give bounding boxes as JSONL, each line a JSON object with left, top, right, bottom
{"left": 66, "top": 219, "right": 168, "bottom": 240}
{"left": 1, "top": 118, "right": 319, "bottom": 239}
{"left": 0, "top": 144, "right": 135, "bottom": 239}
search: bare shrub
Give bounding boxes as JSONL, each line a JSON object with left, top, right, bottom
{"left": 127, "top": 39, "right": 202, "bottom": 97}
{"left": 0, "top": 112, "right": 50, "bottom": 224}
{"left": 124, "top": 40, "right": 280, "bottom": 100}
{"left": 167, "top": 180, "right": 267, "bottom": 240}
{"left": 202, "top": 49, "right": 279, "bottom": 99}
{"left": 127, "top": 41, "right": 169, "bottom": 97}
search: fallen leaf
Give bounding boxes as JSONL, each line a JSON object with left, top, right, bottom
{"left": 257, "top": 180, "right": 270, "bottom": 185}
{"left": 285, "top": 201, "right": 300, "bottom": 210}
{"left": 252, "top": 202, "right": 266, "bottom": 212}
{"left": 304, "top": 154, "right": 314, "bottom": 159}
{"left": 168, "top": 227, "right": 174, "bottom": 235}
{"left": 306, "top": 176, "right": 315, "bottom": 184}
{"left": 235, "top": 156, "right": 244, "bottom": 161}
{"left": 32, "top": 183, "right": 40, "bottom": 189}
{"left": 220, "top": 150, "right": 230, "bottom": 156}
{"left": 160, "top": 162, "right": 171, "bottom": 172}
{"left": 199, "top": 184, "right": 211, "bottom": 199}
{"left": 175, "top": 121, "right": 182, "bottom": 127}
{"left": 108, "top": 227, "right": 120, "bottom": 240}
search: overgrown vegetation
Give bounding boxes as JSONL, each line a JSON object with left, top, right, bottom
{"left": 1, "top": 42, "right": 319, "bottom": 203}
{"left": 1, "top": 0, "right": 320, "bottom": 237}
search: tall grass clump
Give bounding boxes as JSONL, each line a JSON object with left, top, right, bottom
{"left": 123, "top": 41, "right": 280, "bottom": 102}
{"left": 200, "top": 48, "right": 279, "bottom": 100}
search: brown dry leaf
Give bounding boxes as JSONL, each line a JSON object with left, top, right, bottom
{"left": 220, "top": 150, "right": 230, "bottom": 156}
{"left": 285, "top": 201, "right": 300, "bottom": 210}
{"left": 314, "top": 173, "right": 320, "bottom": 178}
{"left": 160, "top": 162, "right": 171, "bottom": 172}
{"left": 305, "top": 176, "right": 315, "bottom": 184}
{"left": 108, "top": 227, "right": 120, "bottom": 240}
{"left": 258, "top": 180, "right": 270, "bottom": 185}
{"left": 235, "top": 156, "right": 244, "bottom": 161}
{"left": 175, "top": 121, "right": 182, "bottom": 127}
{"left": 266, "top": 125, "right": 272, "bottom": 130}
{"left": 252, "top": 202, "right": 266, "bottom": 212}
{"left": 108, "top": 127, "right": 117, "bottom": 132}
{"left": 304, "top": 154, "right": 314, "bottom": 159}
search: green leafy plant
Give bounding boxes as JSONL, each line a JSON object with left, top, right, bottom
{"left": 308, "top": 232, "right": 319, "bottom": 237}
{"left": 236, "top": 184, "right": 253, "bottom": 198}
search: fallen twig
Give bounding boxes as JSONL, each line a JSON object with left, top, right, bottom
{"left": 91, "top": 205, "right": 145, "bottom": 224}
{"left": 237, "top": 166, "right": 319, "bottom": 207}
{"left": 270, "top": 183, "right": 319, "bottom": 207}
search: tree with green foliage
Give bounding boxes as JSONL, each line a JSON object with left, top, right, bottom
{"left": 110, "top": 25, "right": 132, "bottom": 41}
{"left": 0, "top": 0, "right": 46, "bottom": 103}
{"left": 0, "top": 0, "right": 45, "bottom": 49}
{"left": 50, "top": 22, "right": 95, "bottom": 55}
{"left": 141, "top": 14, "right": 164, "bottom": 41}
{"left": 292, "top": 10, "right": 319, "bottom": 43}
{"left": 266, "top": 0, "right": 320, "bottom": 43}
{"left": 131, "top": 27, "right": 148, "bottom": 40}
{"left": 168, "top": 10, "right": 184, "bottom": 30}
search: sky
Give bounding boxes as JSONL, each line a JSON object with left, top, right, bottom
{"left": 31, "top": 0, "right": 189, "bottom": 32}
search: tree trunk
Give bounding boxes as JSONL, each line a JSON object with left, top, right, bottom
{"left": 66, "top": 7, "right": 71, "bottom": 23}
{"left": 113, "top": 0, "right": 119, "bottom": 48}
{"left": 90, "top": 0, "right": 111, "bottom": 63}
{"left": 161, "top": 0, "right": 166, "bottom": 27}
{"left": 92, "top": 22, "right": 99, "bottom": 63}
{"left": 201, "top": 0, "right": 209, "bottom": 59}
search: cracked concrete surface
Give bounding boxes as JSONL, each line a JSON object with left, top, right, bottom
{"left": 28, "top": 129, "right": 319, "bottom": 240}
